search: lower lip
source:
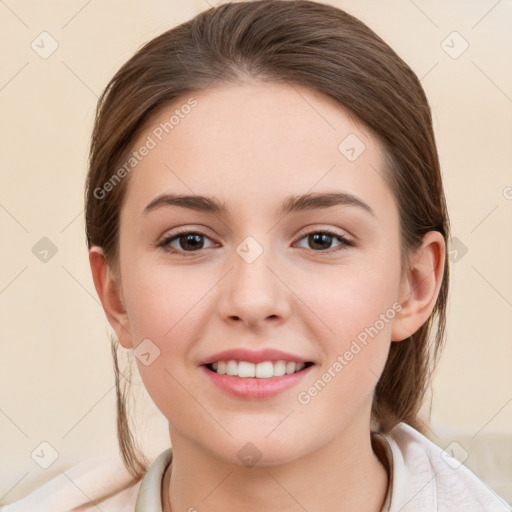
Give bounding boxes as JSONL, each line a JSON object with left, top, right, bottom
{"left": 201, "top": 365, "right": 314, "bottom": 399}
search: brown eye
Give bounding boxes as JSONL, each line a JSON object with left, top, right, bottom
{"left": 175, "top": 233, "right": 205, "bottom": 251}
{"left": 158, "top": 231, "right": 216, "bottom": 255}
{"left": 295, "top": 230, "right": 353, "bottom": 252}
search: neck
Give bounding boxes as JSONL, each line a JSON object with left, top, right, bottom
{"left": 163, "top": 421, "right": 389, "bottom": 512}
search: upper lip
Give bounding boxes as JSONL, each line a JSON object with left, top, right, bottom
{"left": 200, "top": 348, "right": 313, "bottom": 366}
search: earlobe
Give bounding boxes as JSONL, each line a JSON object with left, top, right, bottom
{"left": 89, "top": 246, "right": 133, "bottom": 349}
{"left": 391, "top": 231, "right": 446, "bottom": 342}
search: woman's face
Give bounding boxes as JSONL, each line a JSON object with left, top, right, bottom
{"left": 112, "top": 81, "right": 409, "bottom": 465}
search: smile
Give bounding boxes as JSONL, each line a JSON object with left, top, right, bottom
{"left": 202, "top": 361, "right": 315, "bottom": 400}
{"left": 207, "top": 360, "right": 313, "bottom": 378}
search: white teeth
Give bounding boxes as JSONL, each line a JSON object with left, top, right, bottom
{"left": 273, "top": 360, "right": 286, "bottom": 376}
{"left": 238, "top": 361, "right": 256, "bottom": 377}
{"left": 285, "top": 362, "right": 296, "bottom": 375}
{"left": 209, "top": 359, "right": 309, "bottom": 378}
{"left": 255, "top": 361, "right": 273, "bottom": 378}
{"left": 226, "top": 360, "right": 238, "bottom": 376}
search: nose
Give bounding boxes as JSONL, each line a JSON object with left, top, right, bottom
{"left": 216, "top": 241, "right": 291, "bottom": 330}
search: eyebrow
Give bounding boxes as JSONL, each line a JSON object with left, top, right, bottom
{"left": 143, "top": 191, "right": 375, "bottom": 218}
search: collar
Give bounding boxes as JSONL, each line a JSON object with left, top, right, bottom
{"left": 134, "top": 449, "right": 173, "bottom": 512}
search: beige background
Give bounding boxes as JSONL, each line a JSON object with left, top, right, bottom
{"left": 1, "top": 0, "right": 511, "bottom": 506}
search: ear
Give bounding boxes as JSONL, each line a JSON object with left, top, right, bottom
{"left": 89, "top": 246, "right": 134, "bottom": 349}
{"left": 391, "top": 231, "right": 446, "bottom": 342}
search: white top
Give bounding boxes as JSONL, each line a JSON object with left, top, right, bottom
{"left": 2, "top": 422, "right": 510, "bottom": 512}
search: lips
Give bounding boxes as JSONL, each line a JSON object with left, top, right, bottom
{"left": 199, "top": 347, "right": 315, "bottom": 399}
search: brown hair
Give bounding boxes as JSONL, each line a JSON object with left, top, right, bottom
{"left": 85, "top": 0, "right": 450, "bottom": 483}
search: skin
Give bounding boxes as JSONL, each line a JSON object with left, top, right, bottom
{"left": 90, "top": 80, "right": 445, "bottom": 512}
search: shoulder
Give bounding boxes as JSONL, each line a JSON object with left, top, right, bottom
{"left": 375, "top": 422, "right": 511, "bottom": 512}
{"left": 0, "top": 450, "right": 141, "bottom": 512}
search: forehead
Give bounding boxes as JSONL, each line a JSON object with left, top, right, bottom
{"left": 122, "top": 81, "right": 396, "bottom": 224}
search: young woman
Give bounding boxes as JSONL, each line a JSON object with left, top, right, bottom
{"left": 2, "top": 1, "right": 510, "bottom": 511}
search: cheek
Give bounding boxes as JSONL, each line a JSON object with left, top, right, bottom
{"left": 121, "top": 262, "right": 215, "bottom": 406}
{"left": 292, "top": 271, "right": 398, "bottom": 430}
{"left": 292, "top": 258, "right": 401, "bottom": 341}
{"left": 290, "top": 253, "right": 401, "bottom": 401}
{"left": 122, "top": 259, "right": 213, "bottom": 341}
{"left": 134, "top": 357, "right": 200, "bottom": 430}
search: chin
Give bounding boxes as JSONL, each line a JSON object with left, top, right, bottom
{"left": 206, "top": 432, "right": 313, "bottom": 469}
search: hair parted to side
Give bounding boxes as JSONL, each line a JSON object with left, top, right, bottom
{"left": 85, "top": 0, "right": 450, "bottom": 482}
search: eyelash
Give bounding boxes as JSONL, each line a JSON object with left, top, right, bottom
{"left": 156, "top": 228, "right": 354, "bottom": 257}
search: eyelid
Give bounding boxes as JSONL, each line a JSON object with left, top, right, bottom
{"left": 294, "top": 224, "right": 352, "bottom": 241}
{"left": 157, "top": 224, "right": 216, "bottom": 242}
